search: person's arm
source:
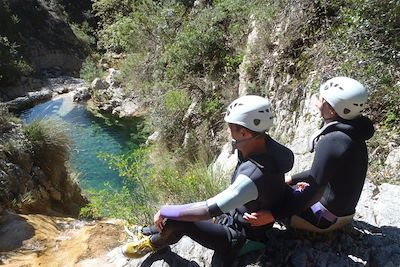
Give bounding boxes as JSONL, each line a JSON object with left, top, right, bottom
{"left": 159, "top": 173, "right": 258, "bottom": 221}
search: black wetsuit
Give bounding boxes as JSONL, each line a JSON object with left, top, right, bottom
{"left": 272, "top": 116, "right": 375, "bottom": 229}
{"left": 146, "top": 136, "right": 294, "bottom": 266}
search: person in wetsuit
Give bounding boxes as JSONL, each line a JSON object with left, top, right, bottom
{"left": 122, "top": 95, "right": 294, "bottom": 265}
{"left": 244, "top": 77, "right": 375, "bottom": 232}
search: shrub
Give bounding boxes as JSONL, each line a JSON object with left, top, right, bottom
{"left": 80, "top": 146, "right": 228, "bottom": 223}
{"left": 80, "top": 184, "right": 148, "bottom": 223}
{"left": 23, "top": 119, "right": 71, "bottom": 181}
{"left": 70, "top": 21, "right": 96, "bottom": 49}
{"left": 0, "top": 36, "right": 32, "bottom": 86}
{"left": 164, "top": 89, "right": 191, "bottom": 113}
{"left": 79, "top": 56, "right": 104, "bottom": 83}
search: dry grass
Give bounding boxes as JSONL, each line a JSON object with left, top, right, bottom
{"left": 22, "top": 119, "right": 71, "bottom": 183}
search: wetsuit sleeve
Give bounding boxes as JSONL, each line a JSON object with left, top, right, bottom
{"left": 160, "top": 202, "right": 210, "bottom": 221}
{"left": 206, "top": 174, "right": 258, "bottom": 217}
{"left": 160, "top": 174, "right": 258, "bottom": 221}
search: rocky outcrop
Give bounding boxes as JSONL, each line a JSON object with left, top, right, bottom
{"left": 87, "top": 69, "right": 145, "bottom": 118}
{"left": 0, "top": 116, "right": 87, "bottom": 217}
{"left": 0, "top": 212, "right": 125, "bottom": 265}
{"left": 71, "top": 181, "right": 400, "bottom": 267}
{"left": 4, "top": 90, "right": 53, "bottom": 112}
{"left": 3, "top": 76, "right": 88, "bottom": 111}
{"left": 383, "top": 146, "right": 400, "bottom": 183}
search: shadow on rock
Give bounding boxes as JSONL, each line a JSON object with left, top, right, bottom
{"left": 0, "top": 211, "right": 34, "bottom": 252}
{"left": 234, "top": 220, "right": 400, "bottom": 267}
{"left": 141, "top": 246, "right": 201, "bottom": 267}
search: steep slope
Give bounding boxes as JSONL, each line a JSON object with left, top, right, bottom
{"left": 0, "top": 0, "right": 91, "bottom": 99}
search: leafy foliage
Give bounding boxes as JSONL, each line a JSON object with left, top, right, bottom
{"left": 0, "top": 35, "right": 32, "bottom": 86}
{"left": 80, "top": 146, "right": 228, "bottom": 224}
{"left": 79, "top": 56, "right": 104, "bottom": 83}
{"left": 92, "top": 0, "right": 273, "bottom": 159}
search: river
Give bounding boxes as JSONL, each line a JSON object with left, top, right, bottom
{"left": 20, "top": 92, "right": 143, "bottom": 190}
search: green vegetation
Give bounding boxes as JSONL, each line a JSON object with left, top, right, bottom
{"left": 0, "top": 0, "right": 33, "bottom": 86}
{"left": 321, "top": 0, "right": 399, "bottom": 184}
{"left": 2, "top": 0, "right": 398, "bottom": 218}
{"left": 78, "top": 0, "right": 400, "bottom": 220}
{"left": 80, "top": 147, "right": 228, "bottom": 224}
{"left": 0, "top": 105, "right": 18, "bottom": 127}
{"left": 1, "top": 116, "right": 79, "bottom": 212}
{"left": 79, "top": 56, "right": 104, "bottom": 83}
{"left": 91, "top": 0, "right": 280, "bottom": 159}
{"left": 71, "top": 21, "right": 96, "bottom": 49}
{"left": 23, "top": 119, "right": 71, "bottom": 181}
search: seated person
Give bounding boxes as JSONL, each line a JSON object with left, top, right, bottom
{"left": 244, "top": 77, "right": 375, "bottom": 232}
{"left": 122, "top": 95, "right": 294, "bottom": 266}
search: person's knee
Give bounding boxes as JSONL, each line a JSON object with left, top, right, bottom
{"left": 160, "top": 219, "right": 194, "bottom": 241}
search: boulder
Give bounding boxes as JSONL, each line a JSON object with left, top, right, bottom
{"left": 118, "top": 99, "right": 145, "bottom": 118}
{"left": 91, "top": 78, "right": 110, "bottom": 91}
{"left": 213, "top": 142, "right": 238, "bottom": 178}
{"left": 384, "top": 146, "right": 400, "bottom": 180}
{"left": 105, "top": 68, "right": 121, "bottom": 87}
{"left": 73, "top": 86, "right": 90, "bottom": 102}
{"left": 146, "top": 131, "right": 160, "bottom": 145}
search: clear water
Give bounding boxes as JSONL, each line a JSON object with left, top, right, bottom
{"left": 20, "top": 93, "right": 143, "bottom": 190}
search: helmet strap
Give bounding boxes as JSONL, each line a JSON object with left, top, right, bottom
{"left": 231, "top": 133, "right": 263, "bottom": 154}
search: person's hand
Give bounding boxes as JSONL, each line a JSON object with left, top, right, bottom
{"left": 154, "top": 210, "right": 165, "bottom": 233}
{"left": 285, "top": 175, "right": 293, "bottom": 185}
{"left": 295, "top": 182, "right": 310, "bottom": 191}
{"left": 243, "top": 211, "right": 275, "bottom": 226}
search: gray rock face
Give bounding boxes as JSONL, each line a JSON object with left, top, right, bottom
{"left": 73, "top": 86, "right": 91, "bottom": 102}
{"left": 213, "top": 142, "right": 238, "bottom": 178}
{"left": 5, "top": 90, "right": 53, "bottom": 112}
{"left": 91, "top": 78, "right": 110, "bottom": 91}
{"left": 89, "top": 69, "right": 145, "bottom": 118}
{"left": 4, "top": 0, "right": 86, "bottom": 74}
{"left": 384, "top": 146, "right": 400, "bottom": 182}
{"left": 357, "top": 181, "right": 400, "bottom": 228}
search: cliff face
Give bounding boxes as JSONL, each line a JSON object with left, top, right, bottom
{"left": 0, "top": 0, "right": 91, "bottom": 99}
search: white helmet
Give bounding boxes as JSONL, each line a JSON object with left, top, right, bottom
{"left": 320, "top": 77, "right": 368, "bottom": 120}
{"left": 224, "top": 95, "right": 273, "bottom": 132}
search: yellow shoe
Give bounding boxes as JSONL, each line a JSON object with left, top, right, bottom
{"left": 122, "top": 236, "right": 155, "bottom": 259}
